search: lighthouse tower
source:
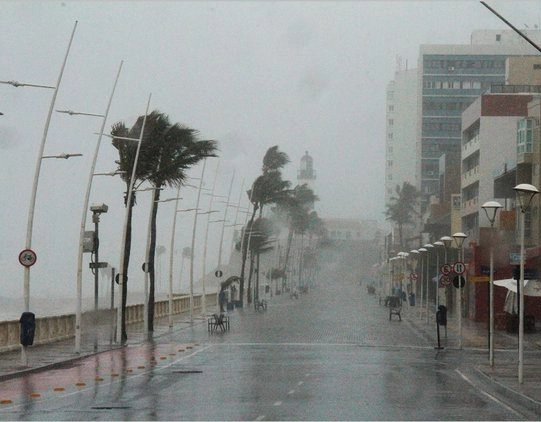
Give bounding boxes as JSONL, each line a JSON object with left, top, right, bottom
{"left": 297, "top": 151, "right": 317, "bottom": 209}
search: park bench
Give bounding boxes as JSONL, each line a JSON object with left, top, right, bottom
{"left": 255, "top": 299, "right": 267, "bottom": 311}
{"left": 388, "top": 296, "right": 402, "bottom": 321}
{"left": 207, "top": 313, "right": 230, "bottom": 333}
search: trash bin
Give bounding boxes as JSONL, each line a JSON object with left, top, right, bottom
{"left": 408, "top": 293, "right": 415, "bottom": 306}
{"left": 19, "top": 312, "right": 36, "bottom": 346}
{"left": 436, "top": 305, "right": 447, "bottom": 326}
{"left": 226, "top": 302, "right": 235, "bottom": 311}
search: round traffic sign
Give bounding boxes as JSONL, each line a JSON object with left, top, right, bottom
{"left": 440, "top": 275, "right": 451, "bottom": 287}
{"left": 19, "top": 249, "right": 37, "bottom": 267}
{"left": 453, "top": 261, "right": 466, "bottom": 275}
{"left": 215, "top": 270, "right": 223, "bottom": 278}
{"left": 440, "top": 264, "right": 452, "bottom": 275}
{"left": 453, "top": 275, "right": 466, "bottom": 289}
{"left": 409, "top": 272, "right": 418, "bottom": 281}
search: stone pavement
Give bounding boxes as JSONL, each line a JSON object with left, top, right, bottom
{"left": 2, "top": 298, "right": 541, "bottom": 417}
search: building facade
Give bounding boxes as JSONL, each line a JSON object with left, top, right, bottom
{"left": 417, "top": 30, "right": 541, "bottom": 211}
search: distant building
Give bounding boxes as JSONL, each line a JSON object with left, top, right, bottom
{"left": 384, "top": 66, "right": 418, "bottom": 206}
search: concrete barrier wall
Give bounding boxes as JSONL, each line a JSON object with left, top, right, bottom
{"left": 0, "top": 293, "right": 217, "bottom": 353}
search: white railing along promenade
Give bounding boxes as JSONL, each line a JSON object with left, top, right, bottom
{"left": 0, "top": 293, "right": 217, "bottom": 352}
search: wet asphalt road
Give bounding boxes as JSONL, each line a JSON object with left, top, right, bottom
{"left": 0, "top": 281, "right": 532, "bottom": 420}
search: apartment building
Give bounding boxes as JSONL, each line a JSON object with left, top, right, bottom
{"left": 417, "top": 30, "right": 541, "bottom": 211}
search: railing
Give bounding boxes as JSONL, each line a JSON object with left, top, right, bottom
{"left": 0, "top": 293, "right": 217, "bottom": 352}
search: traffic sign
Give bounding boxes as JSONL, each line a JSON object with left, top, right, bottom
{"left": 19, "top": 249, "right": 37, "bottom": 267}
{"left": 453, "top": 261, "right": 466, "bottom": 275}
{"left": 440, "top": 264, "right": 452, "bottom": 275}
{"left": 409, "top": 272, "right": 418, "bottom": 281}
{"left": 440, "top": 275, "right": 451, "bottom": 287}
{"left": 453, "top": 275, "right": 466, "bottom": 289}
{"left": 215, "top": 270, "right": 223, "bottom": 278}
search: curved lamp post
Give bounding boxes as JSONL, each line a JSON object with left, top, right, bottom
{"left": 482, "top": 200, "right": 502, "bottom": 367}
{"left": 58, "top": 60, "right": 123, "bottom": 353}
{"left": 453, "top": 232, "right": 468, "bottom": 350}
{"left": 433, "top": 241, "right": 444, "bottom": 310}
{"left": 116, "top": 94, "right": 152, "bottom": 344}
{"left": 423, "top": 244, "right": 434, "bottom": 324}
{"left": 417, "top": 248, "right": 427, "bottom": 315}
{"left": 409, "top": 249, "right": 419, "bottom": 307}
{"left": 514, "top": 183, "right": 539, "bottom": 384}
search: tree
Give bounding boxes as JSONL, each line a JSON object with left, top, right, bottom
{"left": 112, "top": 110, "right": 217, "bottom": 339}
{"left": 385, "top": 182, "right": 420, "bottom": 250}
{"left": 240, "top": 146, "right": 290, "bottom": 305}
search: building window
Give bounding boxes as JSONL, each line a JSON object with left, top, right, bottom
{"left": 496, "top": 34, "right": 501, "bottom": 41}
{"left": 517, "top": 118, "right": 534, "bottom": 154}
{"left": 388, "top": 119, "right": 394, "bottom": 125}
{"left": 534, "top": 64, "right": 541, "bottom": 70}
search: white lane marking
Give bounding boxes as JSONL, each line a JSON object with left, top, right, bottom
{"left": 288, "top": 389, "right": 295, "bottom": 395}
{"left": 273, "top": 401, "right": 282, "bottom": 406}
{"left": 297, "top": 381, "right": 304, "bottom": 386}
{"left": 455, "top": 369, "right": 523, "bottom": 418}
{"left": 255, "top": 415, "right": 265, "bottom": 420}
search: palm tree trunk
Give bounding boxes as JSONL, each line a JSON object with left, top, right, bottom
{"left": 247, "top": 251, "right": 255, "bottom": 305}
{"left": 121, "top": 189, "right": 135, "bottom": 343}
{"left": 282, "top": 226, "right": 294, "bottom": 290}
{"left": 240, "top": 205, "right": 257, "bottom": 306}
{"left": 148, "top": 186, "right": 161, "bottom": 332}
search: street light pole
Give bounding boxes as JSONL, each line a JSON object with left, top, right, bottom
{"left": 424, "top": 244, "right": 434, "bottom": 324}
{"left": 433, "top": 241, "right": 444, "bottom": 311}
{"left": 116, "top": 94, "right": 152, "bottom": 344}
{"left": 514, "top": 183, "right": 539, "bottom": 384}
{"left": 19, "top": 21, "right": 78, "bottom": 314}
{"left": 59, "top": 60, "right": 123, "bottom": 353}
{"left": 482, "top": 200, "right": 502, "bottom": 367}
{"left": 189, "top": 159, "right": 207, "bottom": 323}
{"left": 417, "top": 249, "right": 426, "bottom": 316}
{"left": 453, "top": 232, "right": 468, "bottom": 350}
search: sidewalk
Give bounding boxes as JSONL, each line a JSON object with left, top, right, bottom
{"left": 402, "top": 304, "right": 541, "bottom": 417}
{"left": 0, "top": 310, "right": 212, "bottom": 382}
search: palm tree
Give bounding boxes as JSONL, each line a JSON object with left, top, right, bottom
{"left": 385, "top": 182, "right": 420, "bottom": 250}
{"left": 276, "top": 184, "right": 318, "bottom": 290}
{"left": 240, "top": 146, "right": 290, "bottom": 305}
{"left": 112, "top": 110, "right": 217, "bottom": 338}
{"left": 136, "top": 111, "right": 217, "bottom": 332}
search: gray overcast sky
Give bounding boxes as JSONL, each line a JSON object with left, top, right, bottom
{"left": 1, "top": 1, "right": 539, "bottom": 304}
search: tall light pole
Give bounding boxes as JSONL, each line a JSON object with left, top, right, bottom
{"left": 453, "top": 232, "right": 467, "bottom": 350}
{"left": 201, "top": 160, "right": 222, "bottom": 315}
{"left": 417, "top": 248, "right": 427, "bottom": 315}
{"left": 57, "top": 60, "right": 123, "bottom": 353}
{"left": 424, "top": 244, "right": 434, "bottom": 324}
{"left": 433, "top": 241, "right": 444, "bottom": 310}
{"left": 409, "top": 249, "right": 419, "bottom": 308}
{"left": 482, "top": 200, "right": 502, "bottom": 367}
{"left": 116, "top": 94, "right": 152, "bottom": 344}
{"left": 514, "top": 183, "right": 539, "bottom": 384}
{"left": 189, "top": 159, "right": 207, "bottom": 323}
{"left": 4, "top": 22, "right": 77, "bottom": 327}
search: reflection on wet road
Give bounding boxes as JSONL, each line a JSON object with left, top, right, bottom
{"left": 0, "top": 282, "right": 529, "bottom": 420}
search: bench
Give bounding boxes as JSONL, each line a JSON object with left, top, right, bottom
{"left": 387, "top": 296, "right": 402, "bottom": 321}
{"left": 255, "top": 299, "right": 267, "bottom": 311}
{"left": 207, "top": 313, "right": 230, "bottom": 333}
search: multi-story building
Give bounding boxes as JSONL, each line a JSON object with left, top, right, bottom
{"left": 384, "top": 65, "right": 418, "bottom": 206}
{"left": 417, "top": 30, "right": 541, "bottom": 212}
{"left": 461, "top": 92, "right": 536, "bottom": 241}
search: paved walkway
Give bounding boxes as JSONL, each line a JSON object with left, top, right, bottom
{"left": 2, "top": 296, "right": 541, "bottom": 417}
